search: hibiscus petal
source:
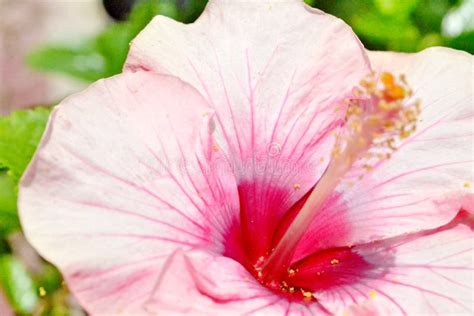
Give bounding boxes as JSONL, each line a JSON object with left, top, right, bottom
{"left": 145, "top": 250, "right": 286, "bottom": 315}
{"left": 298, "top": 213, "right": 473, "bottom": 315}
{"left": 126, "top": 0, "right": 370, "bottom": 260}
{"left": 146, "top": 249, "right": 338, "bottom": 316}
{"left": 267, "top": 212, "right": 474, "bottom": 315}
{"left": 19, "top": 71, "right": 239, "bottom": 314}
{"left": 294, "top": 47, "right": 473, "bottom": 259}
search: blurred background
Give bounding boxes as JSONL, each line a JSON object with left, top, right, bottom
{"left": 0, "top": 0, "right": 473, "bottom": 315}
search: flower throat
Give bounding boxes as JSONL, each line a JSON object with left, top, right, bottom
{"left": 245, "top": 72, "right": 420, "bottom": 300}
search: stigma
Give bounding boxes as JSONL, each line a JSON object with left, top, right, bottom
{"left": 337, "top": 71, "right": 420, "bottom": 169}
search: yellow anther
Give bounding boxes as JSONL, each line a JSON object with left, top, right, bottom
{"left": 387, "top": 138, "right": 397, "bottom": 150}
{"left": 381, "top": 72, "right": 395, "bottom": 86}
{"left": 384, "top": 84, "right": 406, "bottom": 101}
{"left": 464, "top": 181, "right": 471, "bottom": 188}
{"left": 39, "top": 287, "right": 46, "bottom": 297}
{"left": 289, "top": 287, "right": 295, "bottom": 293}
{"left": 350, "top": 120, "right": 362, "bottom": 133}
{"left": 288, "top": 268, "right": 296, "bottom": 276}
{"left": 330, "top": 259, "right": 339, "bottom": 265}
{"left": 363, "top": 164, "right": 373, "bottom": 171}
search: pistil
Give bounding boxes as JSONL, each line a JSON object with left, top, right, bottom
{"left": 258, "top": 72, "right": 419, "bottom": 283}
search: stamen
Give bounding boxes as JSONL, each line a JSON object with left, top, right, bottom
{"left": 302, "top": 290, "right": 313, "bottom": 301}
{"left": 258, "top": 72, "right": 420, "bottom": 281}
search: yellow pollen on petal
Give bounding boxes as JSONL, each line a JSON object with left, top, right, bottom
{"left": 293, "top": 183, "right": 301, "bottom": 190}
{"left": 212, "top": 144, "right": 220, "bottom": 152}
{"left": 464, "top": 181, "right": 470, "bottom": 188}
{"left": 302, "top": 290, "right": 313, "bottom": 300}
{"left": 330, "top": 259, "right": 339, "bottom": 265}
{"left": 369, "top": 290, "right": 377, "bottom": 299}
{"left": 289, "top": 287, "right": 295, "bottom": 293}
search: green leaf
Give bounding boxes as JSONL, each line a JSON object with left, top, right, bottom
{"left": 94, "top": 0, "right": 182, "bottom": 75}
{"left": 352, "top": 11, "right": 420, "bottom": 51}
{"left": 374, "top": 0, "right": 419, "bottom": 17}
{"left": 94, "top": 24, "right": 134, "bottom": 77}
{"left": 26, "top": 0, "right": 177, "bottom": 82}
{"left": 0, "top": 172, "right": 19, "bottom": 235}
{"left": 37, "top": 264, "right": 62, "bottom": 294}
{"left": 0, "top": 108, "right": 51, "bottom": 182}
{"left": 413, "top": 0, "right": 452, "bottom": 33}
{"left": 27, "top": 43, "right": 107, "bottom": 82}
{"left": 447, "top": 31, "right": 474, "bottom": 54}
{"left": 0, "top": 255, "right": 38, "bottom": 314}
{"left": 176, "top": 0, "right": 207, "bottom": 22}
{"left": 418, "top": 33, "right": 445, "bottom": 50}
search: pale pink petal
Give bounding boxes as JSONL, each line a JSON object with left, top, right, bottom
{"left": 126, "top": 0, "right": 370, "bottom": 260}
{"left": 357, "top": 220, "right": 474, "bottom": 315}
{"left": 294, "top": 47, "right": 474, "bottom": 259}
{"left": 19, "top": 72, "right": 239, "bottom": 314}
{"left": 462, "top": 194, "right": 474, "bottom": 213}
{"left": 145, "top": 250, "right": 284, "bottom": 315}
{"left": 146, "top": 249, "right": 333, "bottom": 316}
{"left": 304, "top": 214, "right": 474, "bottom": 315}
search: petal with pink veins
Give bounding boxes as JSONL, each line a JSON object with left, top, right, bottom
{"left": 19, "top": 72, "right": 239, "bottom": 314}
{"left": 285, "top": 212, "right": 474, "bottom": 315}
{"left": 126, "top": 0, "right": 370, "bottom": 261}
{"left": 146, "top": 249, "right": 340, "bottom": 316}
{"left": 294, "top": 47, "right": 474, "bottom": 260}
{"left": 145, "top": 250, "right": 285, "bottom": 315}
{"left": 342, "top": 216, "right": 473, "bottom": 315}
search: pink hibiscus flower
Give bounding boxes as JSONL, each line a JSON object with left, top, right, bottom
{"left": 19, "top": 1, "right": 473, "bottom": 315}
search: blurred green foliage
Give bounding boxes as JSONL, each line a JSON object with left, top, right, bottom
{"left": 27, "top": 0, "right": 207, "bottom": 82}
{"left": 0, "top": 108, "right": 50, "bottom": 238}
{"left": 26, "top": 0, "right": 473, "bottom": 84}
{"left": 1, "top": 0, "right": 472, "bottom": 313}
{"left": 0, "top": 108, "right": 50, "bottom": 182}
{"left": 0, "top": 255, "right": 38, "bottom": 314}
{"left": 309, "top": 0, "right": 472, "bottom": 52}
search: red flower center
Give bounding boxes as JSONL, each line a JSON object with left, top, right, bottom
{"left": 223, "top": 72, "right": 418, "bottom": 302}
